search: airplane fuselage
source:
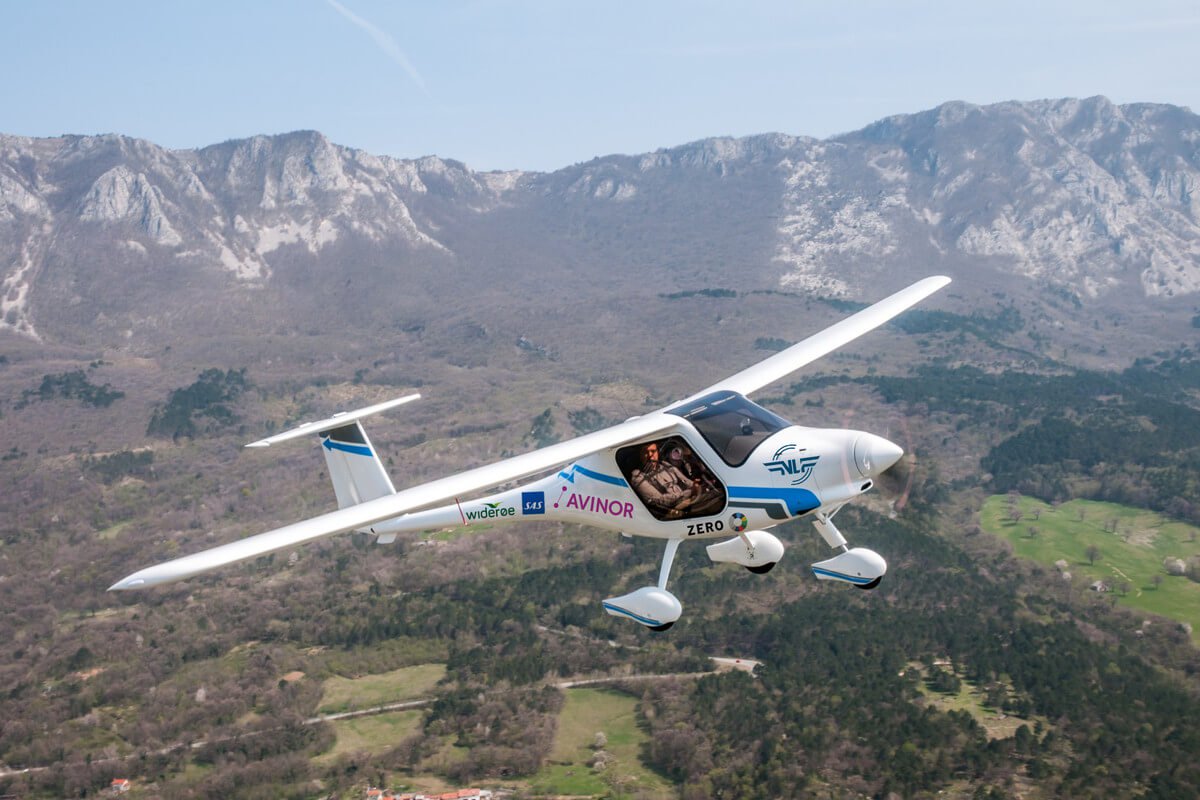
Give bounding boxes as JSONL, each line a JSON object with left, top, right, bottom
{"left": 371, "top": 391, "right": 897, "bottom": 543}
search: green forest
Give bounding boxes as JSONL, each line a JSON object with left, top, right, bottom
{"left": 1, "top": 349, "right": 1200, "bottom": 799}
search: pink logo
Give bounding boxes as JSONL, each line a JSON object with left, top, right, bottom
{"left": 554, "top": 486, "right": 633, "bottom": 519}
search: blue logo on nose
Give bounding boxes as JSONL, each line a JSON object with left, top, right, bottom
{"left": 522, "top": 491, "right": 545, "bottom": 515}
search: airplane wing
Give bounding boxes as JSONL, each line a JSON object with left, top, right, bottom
{"left": 669, "top": 275, "right": 951, "bottom": 406}
{"left": 109, "top": 412, "right": 679, "bottom": 589}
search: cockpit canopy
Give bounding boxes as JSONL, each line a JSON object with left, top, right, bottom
{"left": 666, "top": 391, "right": 793, "bottom": 466}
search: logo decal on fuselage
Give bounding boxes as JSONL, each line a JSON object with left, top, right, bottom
{"left": 522, "top": 491, "right": 545, "bottom": 515}
{"left": 553, "top": 487, "right": 634, "bottom": 519}
{"left": 764, "top": 444, "right": 819, "bottom": 485}
{"left": 464, "top": 501, "right": 516, "bottom": 521}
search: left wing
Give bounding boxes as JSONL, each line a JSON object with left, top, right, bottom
{"left": 109, "top": 412, "right": 679, "bottom": 590}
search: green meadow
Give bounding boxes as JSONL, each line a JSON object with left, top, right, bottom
{"left": 530, "top": 688, "right": 672, "bottom": 799}
{"left": 317, "top": 663, "right": 446, "bottom": 714}
{"left": 980, "top": 496, "right": 1200, "bottom": 639}
{"left": 318, "top": 709, "right": 425, "bottom": 761}
{"left": 909, "top": 663, "right": 1032, "bottom": 741}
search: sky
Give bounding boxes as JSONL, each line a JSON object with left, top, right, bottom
{"left": 2, "top": 1, "right": 1198, "bottom": 173}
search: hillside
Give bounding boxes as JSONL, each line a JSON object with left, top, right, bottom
{"left": 1, "top": 99, "right": 1200, "bottom": 798}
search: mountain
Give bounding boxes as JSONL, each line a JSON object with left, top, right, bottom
{"left": 2, "top": 96, "right": 1199, "bottom": 360}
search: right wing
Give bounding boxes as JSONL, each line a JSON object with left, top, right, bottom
{"left": 670, "top": 275, "right": 951, "bottom": 406}
{"left": 109, "top": 412, "right": 680, "bottom": 590}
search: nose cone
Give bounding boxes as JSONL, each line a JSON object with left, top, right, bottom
{"left": 853, "top": 434, "right": 904, "bottom": 478}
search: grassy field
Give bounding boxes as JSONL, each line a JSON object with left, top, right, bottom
{"left": 317, "top": 663, "right": 446, "bottom": 714}
{"left": 530, "top": 687, "right": 672, "bottom": 799}
{"left": 980, "top": 496, "right": 1200, "bottom": 638}
{"left": 909, "top": 663, "right": 1032, "bottom": 740}
{"left": 317, "top": 709, "right": 424, "bottom": 761}
{"left": 96, "top": 519, "right": 132, "bottom": 540}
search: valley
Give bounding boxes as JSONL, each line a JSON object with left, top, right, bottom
{"left": 2, "top": 98, "right": 1200, "bottom": 797}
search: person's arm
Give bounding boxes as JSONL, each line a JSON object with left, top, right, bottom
{"left": 633, "top": 468, "right": 685, "bottom": 506}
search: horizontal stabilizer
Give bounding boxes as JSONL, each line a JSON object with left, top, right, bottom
{"left": 245, "top": 394, "right": 420, "bottom": 448}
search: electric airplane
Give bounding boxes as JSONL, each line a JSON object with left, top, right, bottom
{"left": 110, "top": 276, "right": 951, "bottom": 631}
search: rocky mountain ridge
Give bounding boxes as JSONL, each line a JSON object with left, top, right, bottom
{"left": 1, "top": 96, "right": 1198, "bottom": 350}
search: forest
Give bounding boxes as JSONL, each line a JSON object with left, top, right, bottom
{"left": 1, "top": 346, "right": 1199, "bottom": 798}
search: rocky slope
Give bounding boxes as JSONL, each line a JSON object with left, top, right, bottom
{"left": 1, "top": 96, "right": 1198, "bottom": 354}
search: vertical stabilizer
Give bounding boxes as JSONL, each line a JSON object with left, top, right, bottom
{"left": 243, "top": 394, "right": 416, "bottom": 522}
{"left": 319, "top": 421, "right": 397, "bottom": 509}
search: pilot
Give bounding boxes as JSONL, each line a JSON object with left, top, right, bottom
{"left": 631, "top": 441, "right": 702, "bottom": 517}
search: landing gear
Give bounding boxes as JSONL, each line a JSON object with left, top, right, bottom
{"left": 706, "top": 530, "right": 785, "bottom": 571}
{"left": 602, "top": 539, "right": 684, "bottom": 631}
{"left": 810, "top": 509, "right": 888, "bottom": 588}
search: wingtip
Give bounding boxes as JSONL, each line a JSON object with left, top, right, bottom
{"left": 244, "top": 441, "right": 270, "bottom": 449}
{"left": 108, "top": 576, "right": 146, "bottom": 591}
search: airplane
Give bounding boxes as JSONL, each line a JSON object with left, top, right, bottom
{"left": 110, "top": 275, "right": 951, "bottom": 631}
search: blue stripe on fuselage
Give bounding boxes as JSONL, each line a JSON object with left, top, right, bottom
{"left": 558, "top": 464, "right": 628, "bottom": 487}
{"left": 727, "top": 485, "right": 819, "bottom": 516}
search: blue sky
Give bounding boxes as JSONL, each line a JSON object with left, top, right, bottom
{"left": 3, "top": 1, "right": 1197, "bottom": 172}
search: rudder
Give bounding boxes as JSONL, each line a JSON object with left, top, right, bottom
{"left": 319, "top": 421, "right": 396, "bottom": 509}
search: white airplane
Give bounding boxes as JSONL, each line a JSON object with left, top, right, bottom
{"left": 110, "top": 276, "right": 951, "bottom": 631}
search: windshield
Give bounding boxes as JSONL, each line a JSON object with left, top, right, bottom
{"left": 666, "top": 391, "right": 792, "bottom": 466}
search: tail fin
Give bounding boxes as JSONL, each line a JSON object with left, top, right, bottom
{"left": 246, "top": 394, "right": 419, "bottom": 517}
{"left": 319, "top": 420, "right": 396, "bottom": 508}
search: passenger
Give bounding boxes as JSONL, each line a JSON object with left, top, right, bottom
{"left": 666, "top": 442, "right": 701, "bottom": 480}
{"left": 667, "top": 441, "right": 726, "bottom": 517}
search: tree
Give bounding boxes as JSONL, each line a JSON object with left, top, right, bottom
{"left": 1085, "top": 545, "right": 1101, "bottom": 566}
{"left": 1027, "top": 526, "right": 1038, "bottom": 539}
{"left": 1152, "top": 574, "right": 1164, "bottom": 590}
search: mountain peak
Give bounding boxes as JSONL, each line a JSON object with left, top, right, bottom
{"left": 2, "top": 98, "right": 1199, "bottom": 348}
